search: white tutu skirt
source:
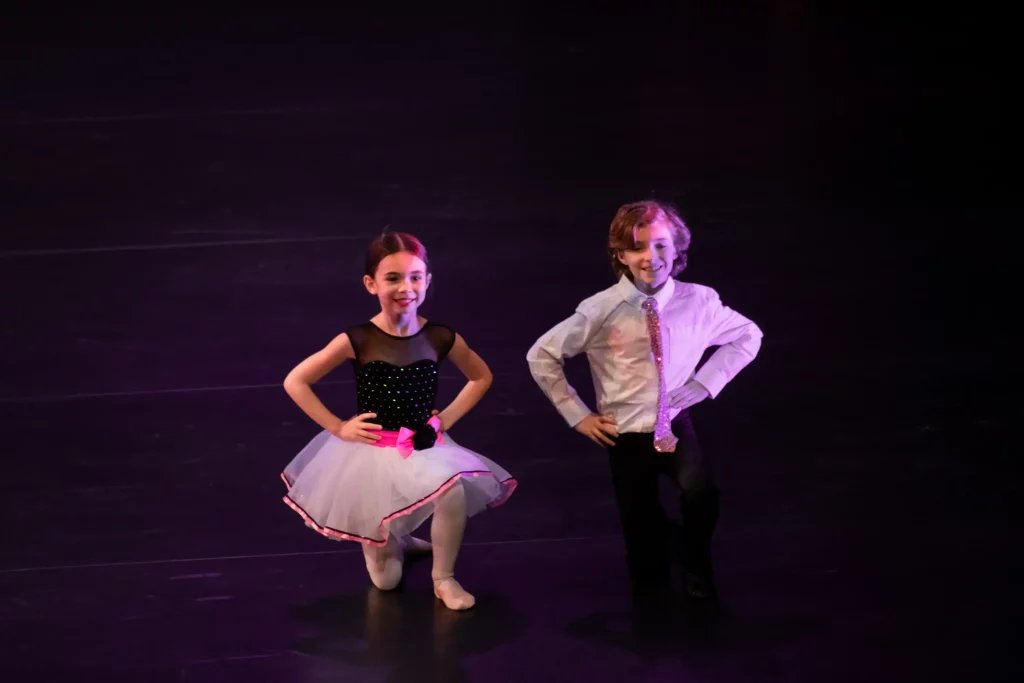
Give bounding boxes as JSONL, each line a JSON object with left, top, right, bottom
{"left": 281, "top": 430, "right": 517, "bottom": 546}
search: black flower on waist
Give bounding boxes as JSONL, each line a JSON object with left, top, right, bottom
{"left": 411, "top": 423, "right": 438, "bottom": 451}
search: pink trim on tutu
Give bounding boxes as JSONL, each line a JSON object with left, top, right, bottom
{"left": 485, "top": 477, "right": 518, "bottom": 508}
{"left": 281, "top": 427, "right": 514, "bottom": 546}
{"left": 282, "top": 470, "right": 517, "bottom": 546}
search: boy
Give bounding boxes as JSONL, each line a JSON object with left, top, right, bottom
{"left": 527, "top": 200, "right": 762, "bottom": 602}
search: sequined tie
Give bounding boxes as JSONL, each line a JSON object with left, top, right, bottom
{"left": 641, "top": 297, "right": 678, "bottom": 453}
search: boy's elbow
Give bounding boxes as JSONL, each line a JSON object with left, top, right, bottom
{"left": 749, "top": 322, "right": 764, "bottom": 347}
{"left": 743, "top": 325, "right": 764, "bottom": 360}
{"left": 526, "top": 340, "right": 557, "bottom": 371}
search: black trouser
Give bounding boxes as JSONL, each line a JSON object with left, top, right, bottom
{"left": 607, "top": 410, "right": 719, "bottom": 596}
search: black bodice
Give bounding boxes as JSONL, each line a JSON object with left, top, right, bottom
{"left": 348, "top": 321, "right": 456, "bottom": 432}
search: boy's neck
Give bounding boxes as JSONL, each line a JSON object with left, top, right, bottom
{"left": 631, "top": 277, "right": 670, "bottom": 297}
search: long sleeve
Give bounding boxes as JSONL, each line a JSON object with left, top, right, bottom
{"left": 692, "top": 290, "right": 763, "bottom": 399}
{"left": 526, "top": 311, "right": 600, "bottom": 428}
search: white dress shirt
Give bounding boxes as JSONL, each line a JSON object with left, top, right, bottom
{"left": 527, "top": 275, "right": 763, "bottom": 433}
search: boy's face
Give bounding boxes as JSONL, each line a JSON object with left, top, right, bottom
{"left": 618, "top": 218, "right": 677, "bottom": 290}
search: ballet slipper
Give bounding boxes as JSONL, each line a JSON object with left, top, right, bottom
{"left": 432, "top": 575, "right": 475, "bottom": 611}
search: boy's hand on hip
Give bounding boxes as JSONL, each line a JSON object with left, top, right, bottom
{"left": 575, "top": 414, "right": 618, "bottom": 447}
{"left": 670, "top": 380, "right": 710, "bottom": 410}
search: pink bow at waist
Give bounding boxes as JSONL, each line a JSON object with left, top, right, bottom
{"left": 373, "top": 415, "right": 444, "bottom": 458}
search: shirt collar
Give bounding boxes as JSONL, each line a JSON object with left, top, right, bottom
{"left": 615, "top": 274, "right": 675, "bottom": 310}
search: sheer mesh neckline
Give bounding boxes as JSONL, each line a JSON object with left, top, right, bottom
{"left": 366, "top": 320, "right": 432, "bottom": 340}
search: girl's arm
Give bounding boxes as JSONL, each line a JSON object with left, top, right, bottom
{"left": 283, "top": 333, "right": 356, "bottom": 436}
{"left": 436, "top": 333, "right": 492, "bottom": 432}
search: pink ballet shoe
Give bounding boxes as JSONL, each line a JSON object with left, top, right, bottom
{"left": 432, "top": 576, "right": 475, "bottom": 611}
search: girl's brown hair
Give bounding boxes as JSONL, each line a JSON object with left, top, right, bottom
{"left": 364, "top": 231, "right": 429, "bottom": 276}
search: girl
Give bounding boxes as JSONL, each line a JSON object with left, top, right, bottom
{"left": 281, "top": 232, "right": 517, "bottom": 610}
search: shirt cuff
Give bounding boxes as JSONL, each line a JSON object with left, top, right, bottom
{"left": 693, "top": 367, "right": 728, "bottom": 399}
{"left": 557, "top": 397, "right": 593, "bottom": 428}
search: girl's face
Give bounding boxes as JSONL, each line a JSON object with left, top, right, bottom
{"left": 617, "top": 218, "right": 677, "bottom": 291}
{"left": 363, "top": 252, "right": 431, "bottom": 317}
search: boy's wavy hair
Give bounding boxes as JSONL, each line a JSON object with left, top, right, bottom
{"left": 607, "top": 200, "right": 691, "bottom": 280}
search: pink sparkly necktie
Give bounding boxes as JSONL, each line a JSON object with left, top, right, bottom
{"left": 641, "top": 297, "right": 678, "bottom": 453}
